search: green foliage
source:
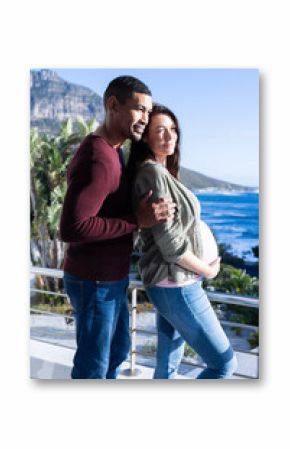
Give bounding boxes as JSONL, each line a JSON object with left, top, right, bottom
{"left": 140, "top": 340, "right": 196, "bottom": 361}
{"left": 30, "top": 118, "right": 80, "bottom": 241}
{"left": 31, "top": 303, "right": 73, "bottom": 315}
{"left": 231, "top": 325, "right": 243, "bottom": 336}
{"left": 227, "top": 304, "right": 258, "bottom": 326}
{"left": 135, "top": 302, "right": 154, "bottom": 313}
{"left": 184, "top": 344, "right": 196, "bottom": 358}
{"left": 75, "top": 116, "right": 98, "bottom": 138}
{"left": 204, "top": 263, "right": 259, "bottom": 297}
{"left": 30, "top": 117, "right": 99, "bottom": 297}
{"left": 248, "top": 331, "right": 259, "bottom": 349}
{"left": 203, "top": 263, "right": 259, "bottom": 327}
{"left": 140, "top": 340, "right": 157, "bottom": 356}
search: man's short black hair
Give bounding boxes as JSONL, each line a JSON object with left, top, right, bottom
{"left": 103, "top": 76, "right": 152, "bottom": 108}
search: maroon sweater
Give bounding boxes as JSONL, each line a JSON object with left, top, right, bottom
{"left": 60, "top": 134, "right": 137, "bottom": 281}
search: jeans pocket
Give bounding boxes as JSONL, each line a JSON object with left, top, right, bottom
{"left": 95, "top": 278, "right": 129, "bottom": 304}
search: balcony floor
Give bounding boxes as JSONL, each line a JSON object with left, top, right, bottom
{"left": 30, "top": 314, "right": 258, "bottom": 380}
{"left": 31, "top": 339, "right": 247, "bottom": 380}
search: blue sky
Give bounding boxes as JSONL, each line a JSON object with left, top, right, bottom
{"left": 54, "top": 68, "right": 259, "bottom": 187}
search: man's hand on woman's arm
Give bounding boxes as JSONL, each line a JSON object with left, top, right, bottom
{"left": 136, "top": 191, "right": 176, "bottom": 228}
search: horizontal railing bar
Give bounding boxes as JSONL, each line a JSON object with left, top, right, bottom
{"left": 208, "top": 293, "right": 258, "bottom": 308}
{"left": 31, "top": 266, "right": 63, "bottom": 278}
{"left": 31, "top": 295, "right": 258, "bottom": 330}
{"left": 219, "top": 320, "right": 258, "bottom": 331}
{"left": 228, "top": 348, "right": 259, "bottom": 356}
{"left": 31, "top": 266, "right": 259, "bottom": 308}
{"left": 135, "top": 319, "right": 258, "bottom": 334}
{"left": 31, "top": 288, "right": 68, "bottom": 298}
{"left": 129, "top": 280, "right": 259, "bottom": 307}
{"left": 134, "top": 345, "right": 258, "bottom": 358}
{"left": 30, "top": 308, "right": 73, "bottom": 320}
{"left": 133, "top": 322, "right": 258, "bottom": 335}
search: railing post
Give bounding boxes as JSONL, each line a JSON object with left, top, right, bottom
{"left": 130, "top": 288, "right": 137, "bottom": 374}
{"left": 121, "top": 286, "right": 141, "bottom": 377}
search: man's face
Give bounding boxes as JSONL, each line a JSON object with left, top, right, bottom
{"left": 116, "top": 92, "right": 153, "bottom": 141}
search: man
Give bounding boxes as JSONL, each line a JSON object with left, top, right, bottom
{"left": 60, "top": 76, "right": 175, "bottom": 379}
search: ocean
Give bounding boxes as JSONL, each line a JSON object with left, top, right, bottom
{"left": 196, "top": 192, "right": 259, "bottom": 262}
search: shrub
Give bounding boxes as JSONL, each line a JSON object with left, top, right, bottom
{"left": 248, "top": 331, "right": 259, "bottom": 349}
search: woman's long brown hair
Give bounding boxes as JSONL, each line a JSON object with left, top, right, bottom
{"left": 126, "top": 104, "right": 181, "bottom": 186}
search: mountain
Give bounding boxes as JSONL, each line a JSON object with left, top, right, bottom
{"left": 30, "top": 69, "right": 104, "bottom": 135}
{"left": 179, "top": 166, "right": 254, "bottom": 192}
{"left": 30, "top": 69, "right": 255, "bottom": 191}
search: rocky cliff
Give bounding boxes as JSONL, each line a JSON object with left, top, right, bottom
{"left": 30, "top": 69, "right": 104, "bottom": 135}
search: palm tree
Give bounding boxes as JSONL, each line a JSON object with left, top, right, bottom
{"left": 30, "top": 117, "right": 98, "bottom": 300}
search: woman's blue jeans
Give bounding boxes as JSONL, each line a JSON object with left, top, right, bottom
{"left": 147, "top": 282, "right": 237, "bottom": 379}
{"left": 64, "top": 272, "right": 130, "bottom": 379}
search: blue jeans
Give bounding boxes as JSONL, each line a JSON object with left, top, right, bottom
{"left": 63, "top": 272, "right": 130, "bottom": 379}
{"left": 147, "top": 282, "right": 237, "bottom": 379}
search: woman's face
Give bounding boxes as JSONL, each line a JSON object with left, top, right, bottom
{"left": 144, "top": 113, "right": 178, "bottom": 163}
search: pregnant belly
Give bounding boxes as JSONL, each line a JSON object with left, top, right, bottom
{"left": 200, "top": 220, "right": 218, "bottom": 264}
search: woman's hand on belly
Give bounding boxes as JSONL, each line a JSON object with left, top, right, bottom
{"left": 178, "top": 251, "right": 221, "bottom": 279}
{"left": 206, "top": 257, "right": 221, "bottom": 279}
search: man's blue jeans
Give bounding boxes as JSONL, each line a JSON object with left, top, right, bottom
{"left": 147, "top": 282, "right": 237, "bottom": 379}
{"left": 64, "top": 272, "right": 130, "bottom": 379}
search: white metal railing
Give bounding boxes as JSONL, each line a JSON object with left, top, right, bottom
{"left": 30, "top": 266, "right": 259, "bottom": 379}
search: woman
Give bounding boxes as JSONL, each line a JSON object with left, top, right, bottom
{"left": 127, "top": 104, "right": 237, "bottom": 379}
